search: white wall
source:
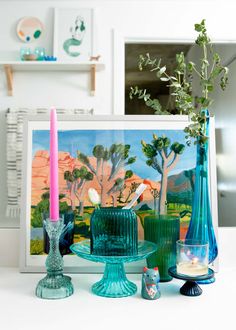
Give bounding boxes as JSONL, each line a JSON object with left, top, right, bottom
{"left": 211, "top": 46, "right": 236, "bottom": 226}
{"left": 0, "top": 0, "right": 236, "bottom": 264}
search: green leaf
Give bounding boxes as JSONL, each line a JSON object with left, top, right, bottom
{"left": 160, "top": 77, "right": 169, "bottom": 81}
{"left": 142, "top": 143, "right": 157, "bottom": 158}
{"left": 171, "top": 82, "right": 181, "bottom": 88}
{"left": 156, "top": 70, "right": 162, "bottom": 78}
{"left": 207, "top": 84, "right": 213, "bottom": 92}
{"left": 127, "top": 157, "right": 136, "bottom": 164}
{"left": 159, "top": 66, "right": 166, "bottom": 74}
{"left": 194, "top": 23, "right": 202, "bottom": 32}
{"left": 202, "top": 59, "right": 209, "bottom": 66}
{"left": 188, "top": 61, "right": 195, "bottom": 69}
{"left": 146, "top": 159, "right": 153, "bottom": 167}
{"left": 201, "top": 19, "right": 206, "bottom": 26}
{"left": 85, "top": 172, "right": 94, "bottom": 181}
{"left": 213, "top": 53, "right": 220, "bottom": 63}
{"left": 93, "top": 145, "right": 105, "bottom": 159}
{"left": 125, "top": 170, "right": 133, "bottom": 179}
{"left": 77, "top": 152, "right": 90, "bottom": 165}
{"left": 175, "top": 70, "right": 182, "bottom": 75}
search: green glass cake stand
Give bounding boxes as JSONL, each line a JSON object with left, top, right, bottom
{"left": 70, "top": 240, "right": 157, "bottom": 298}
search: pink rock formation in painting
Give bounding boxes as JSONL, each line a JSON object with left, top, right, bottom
{"left": 31, "top": 151, "right": 159, "bottom": 207}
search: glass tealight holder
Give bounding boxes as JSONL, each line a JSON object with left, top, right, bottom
{"left": 176, "top": 239, "right": 209, "bottom": 277}
{"left": 34, "top": 47, "right": 45, "bottom": 60}
{"left": 20, "top": 47, "right": 31, "bottom": 60}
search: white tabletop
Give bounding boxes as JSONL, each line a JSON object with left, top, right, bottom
{"left": 0, "top": 227, "right": 235, "bottom": 330}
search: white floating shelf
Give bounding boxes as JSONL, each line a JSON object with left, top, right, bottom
{"left": 0, "top": 61, "right": 105, "bottom": 96}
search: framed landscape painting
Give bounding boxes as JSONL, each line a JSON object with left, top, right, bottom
{"left": 20, "top": 115, "right": 218, "bottom": 272}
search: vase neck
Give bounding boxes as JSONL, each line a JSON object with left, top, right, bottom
{"left": 196, "top": 141, "right": 209, "bottom": 167}
{"left": 199, "top": 108, "right": 210, "bottom": 142}
{"left": 45, "top": 219, "right": 64, "bottom": 275}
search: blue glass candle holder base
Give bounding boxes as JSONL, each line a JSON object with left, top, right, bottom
{"left": 71, "top": 240, "right": 157, "bottom": 298}
{"left": 197, "top": 276, "right": 215, "bottom": 285}
{"left": 168, "top": 266, "right": 214, "bottom": 297}
{"left": 36, "top": 274, "right": 74, "bottom": 299}
{"left": 180, "top": 280, "right": 202, "bottom": 296}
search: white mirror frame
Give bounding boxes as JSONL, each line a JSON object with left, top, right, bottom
{"left": 113, "top": 30, "right": 236, "bottom": 115}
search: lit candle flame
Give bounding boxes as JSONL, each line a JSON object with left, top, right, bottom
{"left": 191, "top": 257, "right": 199, "bottom": 265}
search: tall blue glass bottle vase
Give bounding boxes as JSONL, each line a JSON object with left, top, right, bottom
{"left": 186, "top": 109, "right": 218, "bottom": 284}
{"left": 36, "top": 218, "right": 74, "bottom": 299}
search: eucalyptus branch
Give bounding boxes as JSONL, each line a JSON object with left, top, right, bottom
{"left": 130, "top": 19, "right": 229, "bottom": 145}
{"left": 190, "top": 63, "right": 203, "bottom": 79}
{"left": 129, "top": 86, "right": 169, "bottom": 114}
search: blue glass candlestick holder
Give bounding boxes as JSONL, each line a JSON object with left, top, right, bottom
{"left": 35, "top": 218, "right": 74, "bottom": 299}
{"left": 43, "top": 211, "right": 75, "bottom": 255}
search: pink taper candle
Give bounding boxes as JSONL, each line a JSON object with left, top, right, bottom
{"left": 50, "top": 107, "right": 59, "bottom": 221}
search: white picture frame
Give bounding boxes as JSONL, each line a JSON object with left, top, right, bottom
{"left": 53, "top": 7, "right": 94, "bottom": 62}
{"left": 113, "top": 30, "right": 236, "bottom": 114}
{"left": 20, "top": 115, "right": 218, "bottom": 273}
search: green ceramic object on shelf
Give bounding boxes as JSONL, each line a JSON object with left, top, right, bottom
{"left": 144, "top": 214, "right": 180, "bottom": 282}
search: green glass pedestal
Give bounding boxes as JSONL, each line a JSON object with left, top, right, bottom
{"left": 71, "top": 240, "right": 157, "bottom": 298}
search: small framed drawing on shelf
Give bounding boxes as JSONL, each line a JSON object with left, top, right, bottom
{"left": 53, "top": 7, "right": 94, "bottom": 62}
{"left": 20, "top": 115, "right": 218, "bottom": 273}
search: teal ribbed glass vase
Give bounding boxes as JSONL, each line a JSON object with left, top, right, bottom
{"left": 90, "top": 207, "right": 138, "bottom": 256}
{"left": 144, "top": 215, "right": 180, "bottom": 282}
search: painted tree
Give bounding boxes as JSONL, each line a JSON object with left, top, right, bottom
{"left": 64, "top": 166, "right": 94, "bottom": 214}
{"left": 107, "top": 171, "right": 133, "bottom": 207}
{"left": 151, "top": 188, "right": 160, "bottom": 213}
{"left": 31, "top": 189, "right": 69, "bottom": 228}
{"left": 78, "top": 144, "right": 136, "bottom": 206}
{"left": 184, "top": 169, "right": 195, "bottom": 193}
{"left": 125, "top": 182, "right": 139, "bottom": 203}
{"left": 117, "top": 183, "right": 126, "bottom": 204}
{"left": 141, "top": 134, "right": 185, "bottom": 214}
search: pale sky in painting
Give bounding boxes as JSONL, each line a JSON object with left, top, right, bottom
{"left": 32, "top": 129, "right": 196, "bottom": 181}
